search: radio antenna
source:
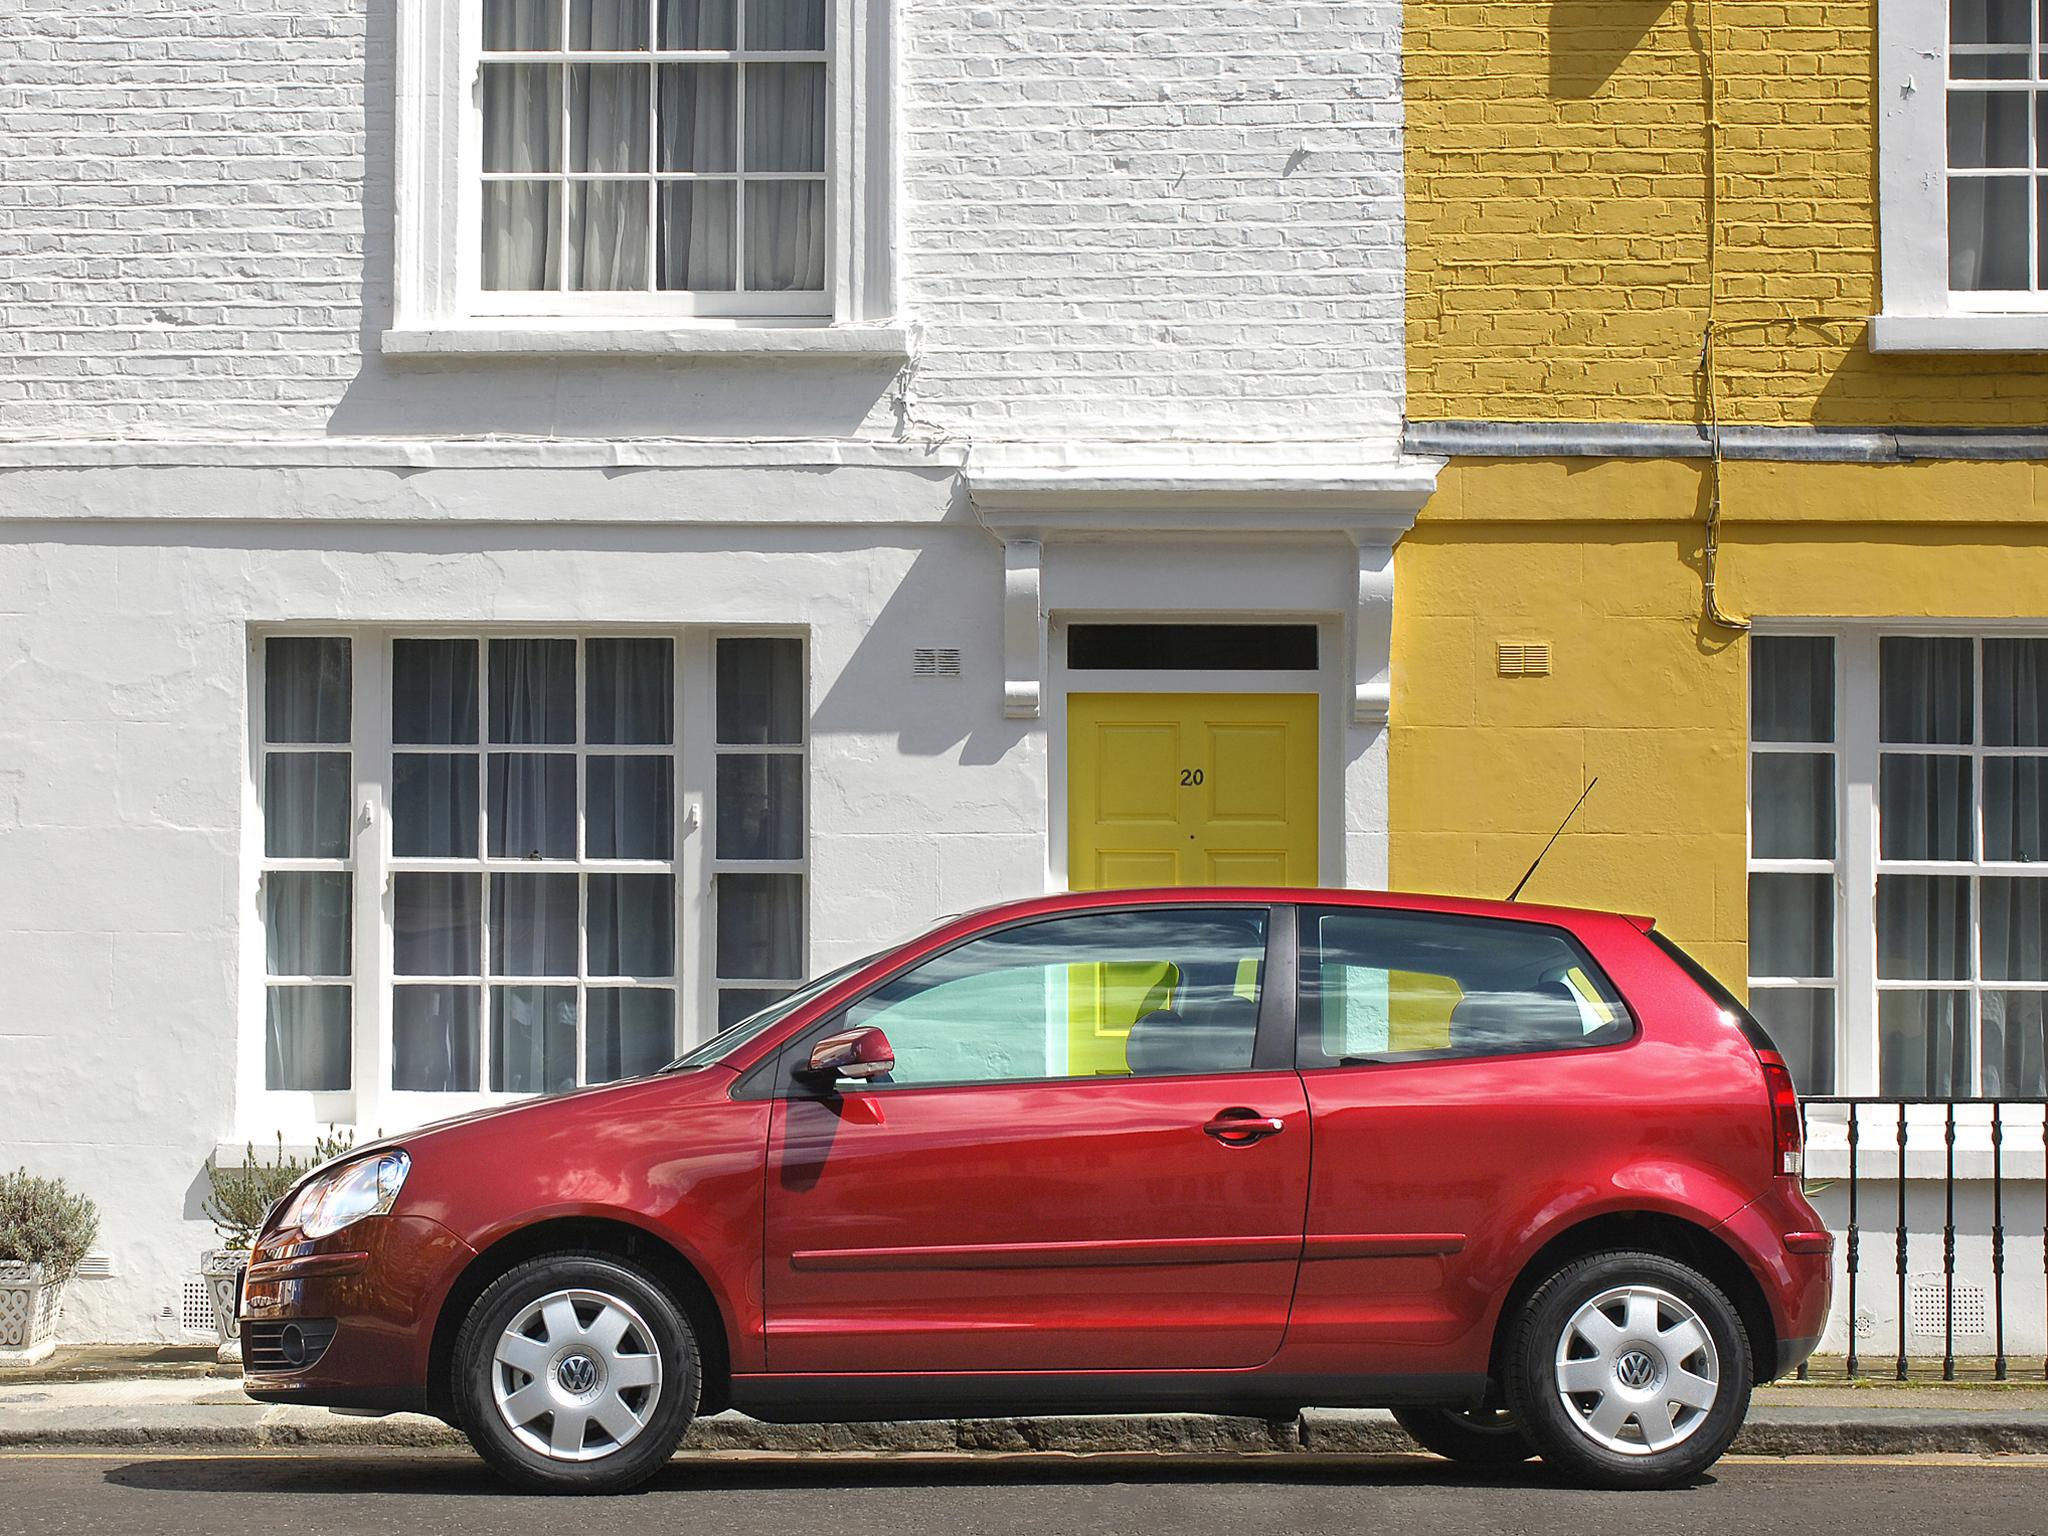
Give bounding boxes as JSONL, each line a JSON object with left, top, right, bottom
{"left": 1507, "top": 777, "right": 1600, "bottom": 903}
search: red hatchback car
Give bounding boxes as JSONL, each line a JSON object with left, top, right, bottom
{"left": 240, "top": 888, "right": 1830, "bottom": 1493}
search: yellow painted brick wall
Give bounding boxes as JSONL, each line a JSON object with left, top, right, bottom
{"left": 1407, "top": 1, "right": 2048, "bottom": 427}
{"left": 1391, "top": 459, "right": 2048, "bottom": 991}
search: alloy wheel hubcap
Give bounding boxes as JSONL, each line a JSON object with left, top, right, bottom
{"left": 491, "top": 1288, "right": 663, "bottom": 1462}
{"left": 1554, "top": 1284, "right": 1719, "bottom": 1456}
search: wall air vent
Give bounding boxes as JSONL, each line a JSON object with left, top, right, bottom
{"left": 1497, "top": 642, "right": 1553, "bottom": 678}
{"left": 913, "top": 647, "right": 963, "bottom": 679}
{"left": 75, "top": 1253, "right": 117, "bottom": 1280}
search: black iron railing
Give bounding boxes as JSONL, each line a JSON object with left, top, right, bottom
{"left": 1795, "top": 1095, "right": 2048, "bottom": 1382}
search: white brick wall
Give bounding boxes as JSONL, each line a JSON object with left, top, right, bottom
{"left": 0, "top": 0, "right": 1405, "bottom": 446}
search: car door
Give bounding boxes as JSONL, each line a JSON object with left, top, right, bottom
{"left": 761, "top": 904, "right": 1311, "bottom": 1375}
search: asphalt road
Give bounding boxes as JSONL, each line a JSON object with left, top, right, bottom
{"left": 4, "top": 1450, "right": 2047, "bottom": 1536}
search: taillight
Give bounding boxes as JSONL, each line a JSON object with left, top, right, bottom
{"left": 1758, "top": 1050, "right": 1803, "bottom": 1177}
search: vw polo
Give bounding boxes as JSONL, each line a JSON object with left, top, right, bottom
{"left": 241, "top": 887, "right": 1831, "bottom": 1492}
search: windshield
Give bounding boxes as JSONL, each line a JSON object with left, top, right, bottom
{"left": 662, "top": 951, "right": 887, "bottom": 1072}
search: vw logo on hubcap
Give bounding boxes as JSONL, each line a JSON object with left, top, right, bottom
{"left": 1616, "top": 1350, "right": 1658, "bottom": 1390}
{"left": 556, "top": 1353, "right": 599, "bottom": 1396}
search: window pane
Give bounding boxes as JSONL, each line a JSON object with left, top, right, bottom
{"left": 657, "top": 64, "right": 737, "bottom": 171}
{"left": 1751, "top": 636, "right": 1834, "bottom": 743}
{"left": 566, "top": 180, "right": 651, "bottom": 290}
{"left": 1951, "top": 92, "right": 2032, "bottom": 167}
{"left": 1983, "top": 991, "right": 2048, "bottom": 1096}
{"left": 392, "top": 641, "right": 480, "bottom": 746}
{"left": 661, "top": 0, "right": 737, "bottom": 48}
{"left": 1750, "top": 988, "right": 1836, "bottom": 1096}
{"left": 1954, "top": 48, "right": 2031, "bottom": 77}
{"left": 717, "top": 754, "right": 804, "bottom": 860}
{"left": 482, "top": 64, "right": 562, "bottom": 172}
{"left": 1954, "top": 0, "right": 2032, "bottom": 44}
{"left": 483, "top": 180, "right": 560, "bottom": 291}
{"left": 1985, "top": 757, "right": 2048, "bottom": 862}
{"left": 1879, "top": 754, "right": 1974, "bottom": 860}
{"left": 587, "top": 757, "right": 675, "bottom": 859}
{"left": 263, "top": 872, "right": 352, "bottom": 977}
{"left": 484, "top": 0, "right": 561, "bottom": 49}
{"left": 264, "top": 753, "right": 351, "bottom": 859}
{"left": 845, "top": 908, "right": 1269, "bottom": 1086}
{"left": 393, "top": 986, "right": 481, "bottom": 1093}
{"left": 586, "top": 638, "right": 675, "bottom": 744}
{"left": 1879, "top": 992, "right": 1970, "bottom": 1097}
{"left": 746, "top": 63, "right": 826, "bottom": 170}
{"left": 1878, "top": 874, "right": 1973, "bottom": 980}
{"left": 1881, "top": 637, "right": 1975, "bottom": 743}
{"left": 1952, "top": 178, "right": 2032, "bottom": 291}
{"left": 747, "top": 0, "right": 826, "bottom": 49}
{"left": 717, "top": 637, "right": 803, "bottom": 743}
{"left": 717, "top": 872, "right": 803, "bottom": 978}
{"left": 491, "top": 872, "right": 580, "bottom": 976}
{"left": 657, "top": 182, "right": 738, "bottom": 289}
{"left": 394, "top": 873, "right": 482, "bottom": 977}
{"left": 491, "top": 986, "right": 578, "bottom": 1093}
{"left": 488, "top": 754, "right": 577, "bottom": 859}
{"left": 1983, "top": 878, "right": 2048, "bottom": 980}
{"left": 393, "top": 754, "right": 480, "bottom": 858}
{"left": 1750, "top": 752, "right": 1834, "bottom": 860}
{"left": 571, "top": 0, "right": 649, "bottom": 48}
{"left": 1299, "top": 907, "right": 1624, "bottom": 1064}
{"left": 1985, "top": 639, "right": 2048, "bottom": 746}
{"left": 587, "top": 990, "right": 675, "bottom": 1082}
{"left": 1748, "top": 872, "right": 1833, "bottom": 978}
{"left": 265, "top": 987, "right": 351, "bottom": 1091}
{"left": 589, "top": 873, "right": 676, "bottom": 977}
{"left": 743, "top": 180, "right": 826, "bottom": 290}
{"left": 569, "top": 65, "right": 650, "bottom": 171}
{"left": 718, "top": 985, "right": 790, "bottom": 1029}
{"left": 265, "top": 638, "right": 351, "bottom": 744}
{"left": 489, "top": 639, "right": 577, "bottom": 743}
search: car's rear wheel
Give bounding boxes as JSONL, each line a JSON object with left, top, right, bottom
{"left": 1505, "top": 1250, "right": 1752, "bottom": 1489}
{"left": 1391, "top": 1405, "right": 1536, "bottom": 1466}
{"left": 454, "top": 1252, "right": 698, "bottom": 1494}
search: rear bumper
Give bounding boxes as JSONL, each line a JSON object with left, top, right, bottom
{"left": 239, "top": 1212, "right": 474, "bottom": 1413}
{"left": 1715, "top": 1190, "right": 1834, "bottom": 1381}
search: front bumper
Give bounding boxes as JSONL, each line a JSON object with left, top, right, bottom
{"left": 239, "top": 1212, "right": 475, "bottom": 1414}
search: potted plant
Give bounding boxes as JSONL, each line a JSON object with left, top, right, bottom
{"left": 0, "top": 1169, "right": 100, "bottom": 1365}
{"left": 201, "top": 1130, "right": 353, "bottom": 1360}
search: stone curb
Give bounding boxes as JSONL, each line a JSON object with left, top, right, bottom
{"left": 6, "top": 1406, "right": 2048, "bottom": 1458}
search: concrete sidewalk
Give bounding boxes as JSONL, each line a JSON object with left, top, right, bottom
{"left": 6, "top": 1357, "right": 2048, "bottom": 1457}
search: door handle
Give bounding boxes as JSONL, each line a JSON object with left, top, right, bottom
{"left": 1203, "top": 1109, "right": 1286, "bottom": 1145}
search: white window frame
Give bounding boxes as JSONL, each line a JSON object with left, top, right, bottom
{"left": 1873, "top": 0, "right": 2048, "bottom": 351}
{"left": 1749, "top": 623, "right": 2048, "bottom": 1101}
{"left": 242, "top": 625, "right": 811, "bottom": 1139}
{"left": 389, "top": 0, "right": 897, "bottom": 348}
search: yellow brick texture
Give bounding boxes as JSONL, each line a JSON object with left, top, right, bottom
{"left": 1406, "top": 2, "right": 2048, "bottom": 427}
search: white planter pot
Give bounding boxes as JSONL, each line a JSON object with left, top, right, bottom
{"left": 0, "top": 1261, "right": 65, "bottom": 1365}
{"left": 201, "top": 1248, "right": 247, "bottom": 1364}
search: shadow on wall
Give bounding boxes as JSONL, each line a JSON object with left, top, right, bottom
{"left": 331, "top": 0, "right": 905, "bottom": 441}
{"left": 810, "top": 517, "right": 1034, "bottom": 767}
{"left": 1548, "top": 0, "right": 1671, "bottom": 99}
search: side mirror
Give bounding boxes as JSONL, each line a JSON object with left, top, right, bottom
{"left": 801, "top": 1025, "right": 895, "bottom": 1084}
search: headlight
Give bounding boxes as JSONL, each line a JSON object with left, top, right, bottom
{"left": 287, "top": 1151, "right": 411, "bottom": 1240}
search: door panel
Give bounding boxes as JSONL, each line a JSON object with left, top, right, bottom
{"left": 1070, "top": 693, "right": 1319, "bottom": 892}
{"left": 765, "top": 1073, "right": 1312, "bottom": 1373}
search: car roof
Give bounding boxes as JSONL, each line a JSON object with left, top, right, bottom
{"left": 941, "top": 887, "right": 1654, "bottom": 935}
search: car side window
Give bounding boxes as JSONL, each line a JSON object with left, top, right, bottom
{"left": 1298, "top": 907, "right": 1631, "bottom": 1068}
{"left": 828, "top": 907, "right": 1270, "bottom": 1089}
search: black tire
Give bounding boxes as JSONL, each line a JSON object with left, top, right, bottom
{"left": 453, "top": 1252, "right": 699, "bottom": 1494}
{"left": 1392, "top": 1406, "right": 1537, "bottom": 1466}
{"left": 1505, "top": 1249, "right": 1752, "bottom": 1490}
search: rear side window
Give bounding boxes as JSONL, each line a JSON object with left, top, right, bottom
{"left": 1298, "top": 907, "right": 1633, "bottom": 1068}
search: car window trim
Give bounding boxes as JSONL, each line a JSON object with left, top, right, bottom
{"left": 741, "top": 900, "right": 1289, "bottom": 1100}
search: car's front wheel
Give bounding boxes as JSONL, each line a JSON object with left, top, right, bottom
{"left": 1505, "top": 1249, "right": 1752, "bottom": 1489}
{"left": 453, "top": 1252, "right": 699, "bottom": 1494}
{"left": 1391, "top": 1405, "right": 1536, "bottom": 1466}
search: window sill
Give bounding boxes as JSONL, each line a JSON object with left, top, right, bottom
{"left": 1868, "top": 312, "right": 2048, "bottom": 353}
{"left": 380, "top": 324, "right": 913, "bottom": 361}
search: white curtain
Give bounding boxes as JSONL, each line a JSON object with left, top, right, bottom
{"left": 492, "top": 986, "right": 579, "bottom": 1094}
{"left": 393, "top": 987, "right": 480, "bottom": 1094}
{"left": 588, "top": 875, "right": 674, "bottom": 979}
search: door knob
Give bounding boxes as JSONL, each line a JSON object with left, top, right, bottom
{"left": 1202, "top": 1109, "right": 1286, "bottom": 1144}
